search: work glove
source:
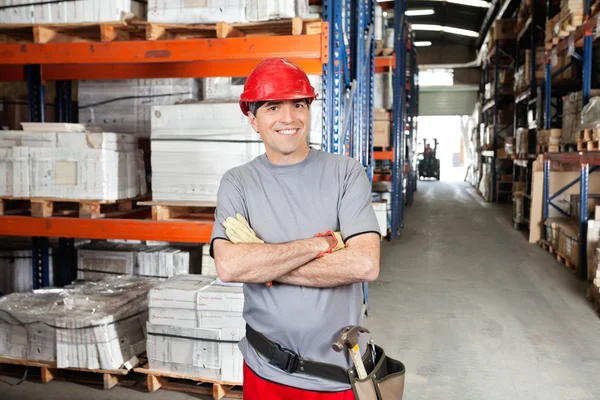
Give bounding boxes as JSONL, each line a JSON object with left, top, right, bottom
{"left": 223, "top": 213, "right": 264, "bottom": 244}
{"left": 316, "top": 230, "right": 345, "bottom": 258}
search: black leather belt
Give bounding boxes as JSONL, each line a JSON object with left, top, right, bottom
{"left": 246, "top": 324, "right": 374, "bottom": 384}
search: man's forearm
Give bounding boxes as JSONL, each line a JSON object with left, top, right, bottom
{"left": 213, "top": 237, "right": 330, "bottom": 283}
{"left": 276, "top": 234, "right": 380, "bottom": 288}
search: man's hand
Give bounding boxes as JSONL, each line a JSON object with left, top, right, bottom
{"left": 224, "top": 214, "right": 264, "bottom": 244}
{"left": 316, "top": 231, "right": 345, "bottom": 258}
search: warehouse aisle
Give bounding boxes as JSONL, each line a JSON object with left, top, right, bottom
{"left": 3, "top": 181, "right": 600, "bottom": 400}
{"left": 367, "top": 181, "right": 600, "bottom": 400}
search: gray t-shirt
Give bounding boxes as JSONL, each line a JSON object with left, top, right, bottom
{"left": 210, "top": 148, "right": 380, "bottom": 392}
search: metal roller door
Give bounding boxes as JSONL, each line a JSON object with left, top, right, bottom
{"left": 419, "top": 86, "right": 478, "bottom": 116}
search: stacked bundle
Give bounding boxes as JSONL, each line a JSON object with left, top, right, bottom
{"left": 77, "top": 242, "right": 202, "bottom": 281}
{"left": 0, "top": 0, "right": 145, "bottom": 24}
{"left": 0, "top": 277, "right": 156, "bottom": 370}
{"left": 150, "top": 80, "right": 323, "bottom": 203}
{"left": 78, "top": 79, "right": 200, "bottom": 137}
{"left": 0, "top": 124, "right": 144, "bottom": 200}
{"left": 0, "top": 248, "right": 54, "bottom": 295}
{"left": 148, "top": 0, "right": 309, "bottom": 23}
{"left": 147, "top": 275, "right": 245, "bottom": 382}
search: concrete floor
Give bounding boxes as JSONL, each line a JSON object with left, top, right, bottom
{"left": 2, "top": 181, "right": 600, "bottom": 399}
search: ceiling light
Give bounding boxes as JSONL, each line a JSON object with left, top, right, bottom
{"left": 414, "top": 41, "right": 433, "bottom": 47}
{"left": 432, "top": 0, "right": 491, "bottom": 8}
{"left": 411, "top": 24, "right": 479, "bottom": 38}
{"left": 405, "top": 9, "right": 435, "bottom": 16}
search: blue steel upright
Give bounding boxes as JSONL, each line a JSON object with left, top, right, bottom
{"left": 391, "top": 0, "right": 407, "bottom": 238}
{"left": 27, "top": 65, "right": 52, "bottom": 289}
{"left": 367, "top": 0, "right": 376, "bottom": 180}
{"left": 580, "top": 163, "right": 590, "bottom": 280}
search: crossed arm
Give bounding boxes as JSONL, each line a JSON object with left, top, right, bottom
{"left": 212, "top": 233, "right": 380, "bottom": 288}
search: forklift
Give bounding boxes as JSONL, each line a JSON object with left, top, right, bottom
{"left": 417, "top": 139, "right": 440, "bottom": 180}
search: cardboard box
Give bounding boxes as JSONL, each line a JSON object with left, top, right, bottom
{"left": 146, "top": 323, "right": 243, "bottom": 383}
{"left": 491, "top": 19, "right": 517, "bottom": 42}
{"left": 569, "top": 194, "right": 600, "bottom": 220}
{"left": 557, "top": 220, "right": 580, "bottom": 266}
{"left": 374, "top": 109, "right": 390, "bottom": 121}
{"left": 374, "top": 120, "right": 390, "bottom": 147}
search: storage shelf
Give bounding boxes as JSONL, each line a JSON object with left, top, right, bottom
{"left": 545, "top": 151, "right": 600, "bottom": 166}
{"left": 0, "top": 32, "right": 326, "bottom": 80}
{"left": 374, "top": 150, "right": 394, "bottom": 161}
{"left": 481, "top": 150, "right": 495, "bottom": 157}
{"left": 0, "top": 216, "right": 213, "bottom": 243}
{"left": 550, "top": 17, "right": 598, "bottom": 57}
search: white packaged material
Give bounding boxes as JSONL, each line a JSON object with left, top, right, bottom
{"left": 148, "top": 0, "right": 247, "bottom": 23}
{"left": 0, "top": 131, "right": 57, "bottom": 148}
{"left": 57, "top": 132, "right": 137, "bottom": 152}
{"left": 77, "top": 243, "right": 202, "bottom": 281}
{"left": 372, "top": 202, "right": 388, "bottom": 235}
{"left": 0, "top": 277, "right": 156, "bottom": 369}
{"left": 146, "top": 323, "right": 244, "bottom": 382}
{"left": 201, "top": 246, "right": 217, "bottom": 276}
{"left": 146, "top": 275, "right": 245, "bottom": 382}
{"left": 0, "top": 148, "right": 13, "bottom": 196}
{"left": 28, "top": 147, "right": 138, "bottom": 200}
{"left": 246, "top": 0, "right": 296, "bottom": 21}
{"left": 201, "top": 77, "right": 246, "bottom": 101}
{"left": 12, "top": 147, "right": 31, "bottom": 197}
{"left": 0, "top": 1, "right": 145, "bottom": 25}
{"left": 78, "top": 79, "right": 199, "bottom": 137}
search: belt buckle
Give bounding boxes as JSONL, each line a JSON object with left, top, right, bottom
{"left": 272, "top": 345, "right": 299, "bottom": 374}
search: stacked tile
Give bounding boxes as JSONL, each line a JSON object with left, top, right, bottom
{"left": 0, "top": 248, "right": 54, "bottom": 295}
{"left": 77, "top": 242, "right": 202, "bottom": 281}
{"left": 0, "top": 276, "right": 156, "bottom": 370}
{"left": 147, "top": 275, "right": 245, "bottom": 382}
{"left": 0, "top": 124, "right": 144, "bottom": 200}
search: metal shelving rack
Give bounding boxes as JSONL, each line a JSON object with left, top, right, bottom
{"left": 0, "top": 2, "right": 382, "bottom": 288}
{"left": 481, "top": 40, "right": 516, "bottom": 202}
{"left": 541, "top": 0, "right": 599, "bottom": 280}
{"left": 512, "top": 0, "right": 547, "bottom": 230}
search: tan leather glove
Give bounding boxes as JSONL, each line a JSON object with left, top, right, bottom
{"left": 223, "top": 213, "right": 264, "bottom": 244}
{"left": 316, "top": 230, "right": 345, "bottom": 258}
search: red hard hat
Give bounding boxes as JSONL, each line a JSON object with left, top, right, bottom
{"left": 239, "top": 58, "right": 318, "bottom": 115}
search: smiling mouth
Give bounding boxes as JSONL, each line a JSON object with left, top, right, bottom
{"left": 276, "top": 128, "right": 300, "bottom": 136}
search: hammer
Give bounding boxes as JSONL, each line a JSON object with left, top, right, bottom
{"left": 332, "top": 325, "right": 370, "bottom": 379}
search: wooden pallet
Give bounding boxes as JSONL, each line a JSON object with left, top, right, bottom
{"left": 0, "top": 18, "right": 322, "bottom": 44}
{"left": 0, "top": 21, "right": 146, "bottom": 44}
{"left": 540, "top": 239, "right": 556, "bottom": 255}
{"left": 138, "top": 200, "right": 215, "bottom": 221}
{"left": 134, "top": 364, "right": 242, "bottom": 400}
{"left": 556, "top": 251, "right": 578, "bottom": 273}
{"left": 0, "top": 356, "right": 135, "bottom": 389}
{"left": 0, "top": 194, "right": 149, "bottom": 218}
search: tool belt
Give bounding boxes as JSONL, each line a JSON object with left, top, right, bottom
{"left": 246, "top": 324, "right": 406, "bottom": 399}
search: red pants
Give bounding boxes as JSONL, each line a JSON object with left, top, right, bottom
{"left": 243, "top": 363, "right": 355, "bottom": 400}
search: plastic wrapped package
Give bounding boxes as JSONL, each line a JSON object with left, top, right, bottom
{"left": 0, "top": 249, "right": 55, "bottom": 295}
{"left": 78, "top": 79, "right": 200, "bottom": 137}
{"left": 0, "top": 277, "right": 158, "bottom": 369}
{"left": 581, "top": 96, "right": 600, "bottom": 125}
{"left": 147, "top": 275, "right": 244, "bottom": 382}
{"left": 0, "top": 0, "right": 146, "bottom": 24}
{"left": 77, "top": 242, "right": 202, "bottom": 281}
{"left": 516, "top": 128, "right": 528, "bottom": 155}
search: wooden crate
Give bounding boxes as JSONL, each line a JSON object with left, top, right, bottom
{"left": 0, "top": 356, "right": 134, "bottom": 389}
{"left": 134, "top": 364, "right": 242, "bottom": 400}
{"left": 138, "top": 200, "right": 215, "bottom": 221}
{"left": 0, "top": 194, "right": 149, "bottom": 218}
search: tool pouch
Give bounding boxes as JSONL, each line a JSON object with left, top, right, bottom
{"left": 349, "top": 344, "right": 405, "bottom": 400}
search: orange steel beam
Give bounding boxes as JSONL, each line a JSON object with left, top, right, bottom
{"left": 374, "top": 150, "right": 394, "bottom": 161}
{"left": 0, "top": 216, "right": 214, "bottom": 243}
{"left": 8, "top": 59, "right": 320, "bottom": 80}
{"left": 0, "top": 34, "right": 323, "bottom": 65}
{"left": 375, "top": 56, "right": 395, "bottom": 69}
{"left": 0, "top": 65, "right": 25, "bottom": 81}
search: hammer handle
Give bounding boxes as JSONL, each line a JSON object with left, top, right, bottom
{"left": 350, "top": 344, "right": 368, "bottom": 380}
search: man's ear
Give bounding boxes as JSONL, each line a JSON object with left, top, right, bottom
{"left": 248, "top": 111, "right": 259, "bottom": 133}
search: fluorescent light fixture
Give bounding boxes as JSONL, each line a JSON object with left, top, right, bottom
{"left": 411, "top": 24, "right": 479, "bottom": 38}
{"left": 414, "top": 41, "right": 433, "bottom": 47}
{"left": 405, "top": 9, "right": 435, "bottom": 16}
{"left": 378, "top": 0, "right": 490, "bottom": 7}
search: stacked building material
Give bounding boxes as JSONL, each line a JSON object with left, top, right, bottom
{"left": 148, "top": 0, "right": 309, "bottom": 23}
{"left": 77, "top": 242, "right": 202, "bottom": 281}
{"left": 0, "top": 276, "right": 156, "bottom": 370}
{"left": 78, "top": 79, "right": 200, "bottom": 137}
{"left": 0, "top": 124, "right": 145, "bottom": 200}
{"left": 0, "top": 248, "right": 54, "bottom": 295}
{"left": 147, "top": 275, "right": 244, "bottom": 382}
{"left": 0, "top": 0, "right": 146, "bottom": 24}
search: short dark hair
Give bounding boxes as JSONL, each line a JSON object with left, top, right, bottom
{"left": 247, "top": 99, "right": 311, "bottom": 116}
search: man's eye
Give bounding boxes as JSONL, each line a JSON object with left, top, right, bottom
{"left": 295, "top": 103, "right": 305, "bottom": 108}
{"left": 269, "top": 106, "right": 278, "bottom": 111}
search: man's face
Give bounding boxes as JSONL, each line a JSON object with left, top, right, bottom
{"left": 248, "top": 99, "right": 310, "bottom": 160}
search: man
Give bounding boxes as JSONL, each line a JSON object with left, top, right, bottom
{"left": 210, "top": 58, "right": 381, "bottom": 399}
